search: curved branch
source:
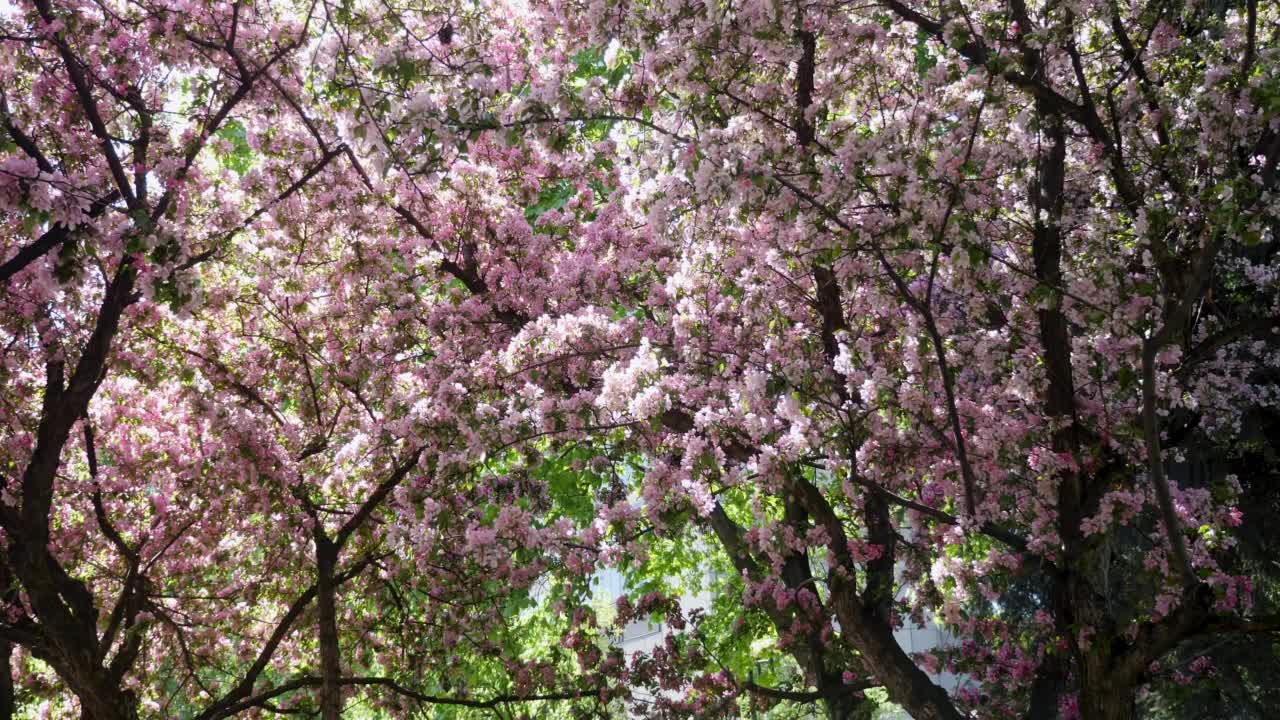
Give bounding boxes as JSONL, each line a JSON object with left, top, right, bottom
{"left": 221, "top": 675, "right": 589, "bottom": 716}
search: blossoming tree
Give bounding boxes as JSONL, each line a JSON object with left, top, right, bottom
{"left": 2, "top": 0, "right": 1278, "bottom": 718}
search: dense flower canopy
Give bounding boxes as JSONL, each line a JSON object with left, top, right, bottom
{"left": 1, "top": 0, "right": 1278, "bottom": 718}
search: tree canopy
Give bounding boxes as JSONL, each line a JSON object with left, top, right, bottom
{"left": 1, "top": 0, "right": 1278, "bottom": 718}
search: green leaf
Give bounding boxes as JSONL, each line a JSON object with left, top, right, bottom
{"left": 213, "top": 120, "right": 254, "bottom": 175}
{"left": 524, "top": 181, "right": 574, "bottom": 223}
{"left": 915, "top": 29, "right": 938, "bottom": 77}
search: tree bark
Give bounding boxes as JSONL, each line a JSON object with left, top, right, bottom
{"left": 0, "top": 566, "right": 11, "bottom": 720}
{"left": 1079, "top": 676, "right": 1136, "bottom": 720}
{"left": 825, "top": 690, "right": 866, "bottom": 720}
{"left": 315, "top": 532, "right": 342, "bottom": 720}
{"left": 832, "top": 596, "right": 965, "bottom": 720}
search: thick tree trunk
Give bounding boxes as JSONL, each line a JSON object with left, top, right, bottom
{"left": 77, "top": 694, "right": 138, "bottom": 720}
{"left": 1025, "top": 651, "right": 1065, "bottom": 720}
{"left": 831, "top": 593, "right": 965, "bottom": 720}
{"left": 1, "top": 266, "right": 142, "bottom": 720}
{"left": 0, "top": 638, "right": 12, "bottom": 720}
{"left": 1079, "top": 678, "right": 1136, "bottom": 720}
{"left": 59, "top": 666, "right": 137, "bottom": 720}
{"left": 315, "top": 533, "right": 342, "bottom": 720}
{"left": 825, "top": 691, "right": 870, "bottom": 720}
{"left": 0, "top": 561, "right": 12, "bottom": 720}
{"left": 7, "top": 542, "right": 139, "bottom": 720}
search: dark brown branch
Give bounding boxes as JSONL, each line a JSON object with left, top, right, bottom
{"left": 0, "top": 89, "right": 53, "bottom": 173}
{"left": 1141, "top": 344, "right": 1195, "bottom": 587}
{"left": 1180, "top": 315, "right": 1280, "bottom": 372}
{"left": 1241, "top": 0, "right": 1258, "bottom": 83}
{"left": 221, "top": 675, "right": 587, "bottom": 716}
{"left": 155, "top": 339, "right": 286, "bottom": 425}
{"left": 178, "top": 145, "right": 345, "bottom": 272}
{"left": 743, "top": 678, "right": 874, "bottom": 702}
{"left": 0, "top": 190, "right": 120, "bottom": 286}
{"left": 34, "top": 0, "right": 139, "bottom": 210}
{"left": 195, "top": 554, "right": 381, "bottom": 720}
{"left": 792, "top": 24, "right": 817, "bottom": 148}
{"left": 333, "top": 447, "right": 427, "bottom": 549}
{"left": 151, "top": 26, "right": 308, "bottom": 223}
{"left": 874, "top": 0, "right": 1142, "bottom": 211}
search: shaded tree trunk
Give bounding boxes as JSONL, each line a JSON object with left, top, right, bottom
{"left": 0, "top": 560, "right": 12, "bottom": 720}
{"left": 1025, "top": 652, "right": 1065, "bottom": 720}
{"left": 825, "top": 690, "right": 871, "bottom": 720}
{"left": 1079, "top": 676, "right": 1136, "bottom": 720}
{"left": 315, "top": 532, "right": 342, "bottom": 720}
{"left": 0, "top": 621, "right": 11, "bottom": 720}
{"left": 819, "top": 574, "right": 965, "bottom": 720}
{"left": 0, "top": 640, "right": 11, "bottom": 720}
